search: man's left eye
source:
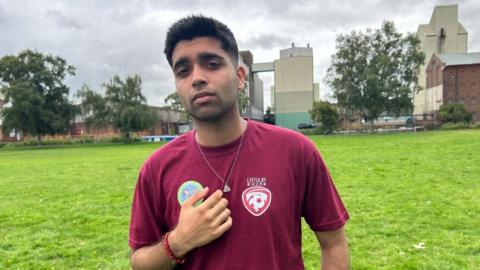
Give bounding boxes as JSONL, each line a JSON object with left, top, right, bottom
{"left": 206, "top": 62, "right": 220, "bottom": 69}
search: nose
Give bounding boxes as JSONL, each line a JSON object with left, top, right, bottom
{"left": 191, "top": 64, "right": 207, "bottom": 89}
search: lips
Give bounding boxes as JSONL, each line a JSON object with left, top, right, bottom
{"left": 192, "top": 92, "right": 215, "bottom": 103}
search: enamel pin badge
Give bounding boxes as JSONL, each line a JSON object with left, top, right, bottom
{"left": 177, "top": 180, "right": 204, "bottom": 206}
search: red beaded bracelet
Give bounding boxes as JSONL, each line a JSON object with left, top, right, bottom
{"left": 162, "top": 232, "right": 186, "bottom": 264}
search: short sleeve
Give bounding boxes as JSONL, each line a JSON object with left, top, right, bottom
{"left": 302, "top": 145, "right": 349, "bottom": 231}
{"left": 129, "top": 162, "right": 164, "bottom": 250}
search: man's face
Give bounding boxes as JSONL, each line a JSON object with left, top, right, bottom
{"left": 171, "top": 37, "right": 245, "bottom": 122}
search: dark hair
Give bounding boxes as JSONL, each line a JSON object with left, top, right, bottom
{"left": 164, "top": 15, "right": 239, "bottom": 67}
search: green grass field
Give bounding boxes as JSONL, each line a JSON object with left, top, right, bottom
{"left": 1, "top": 130, "right": 479, "bottom": 269}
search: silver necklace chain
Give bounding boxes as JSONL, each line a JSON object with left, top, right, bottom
{"left": 195, "top": 122, "right": 246, "bottom": 193}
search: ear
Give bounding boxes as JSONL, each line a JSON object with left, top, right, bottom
{"left": 236, "top": 65, "right": 246, "bottom": 91}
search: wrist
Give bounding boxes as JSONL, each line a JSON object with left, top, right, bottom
{"left": 162, "top": 231, "right": 187, "bottom": 264}
{"left": 167, "top": 229, "right": 190, "bottom": 258}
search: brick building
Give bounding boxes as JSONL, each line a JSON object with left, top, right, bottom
{"left": 70, "top": 106, "right": 181, "bottom": 138}
{"left": 417, "top": 52, "right": 480, "bottom": 122}
{"left": 1, "top": 105, "right": 182, "bottom": 142}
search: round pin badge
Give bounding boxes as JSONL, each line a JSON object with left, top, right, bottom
{"left": 177, "top": 180, "right": 204, "bottom": 206}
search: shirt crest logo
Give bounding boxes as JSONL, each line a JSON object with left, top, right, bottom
{"left": 242, "top": 186, "right": 272, "bottom": 216}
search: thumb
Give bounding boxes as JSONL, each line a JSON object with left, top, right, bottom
{"left": 183, "top": 187, "right": 209, "bottom": 207}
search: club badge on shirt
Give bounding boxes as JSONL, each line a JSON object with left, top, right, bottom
{"left": 242, "top": 186, "right": 272, "bottom": 216}
{"left": 177, "top": 180, "right": 203, "bottom": 206}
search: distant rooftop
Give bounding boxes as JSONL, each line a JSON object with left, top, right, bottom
{"left": 438, "top": 53, "right": 480, "bottom": 66}
{"left": 279, "top": 43, "right": 312, "bottom": 58}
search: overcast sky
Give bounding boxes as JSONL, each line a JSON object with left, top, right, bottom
{"left": 1, "top": 0, "right": 479, "bottom": 108}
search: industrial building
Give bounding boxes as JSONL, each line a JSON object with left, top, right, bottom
{"left": 239, "top": 51, "right": 264, "bottom": 121}
{"left": 273, "top": 45, "right": 315, "bottom": 129}
{"left": 414, "top": 4, "right": 468, "bottom": 115}
{"left": 251, "top": 44, "right": 319, "bottom": 129}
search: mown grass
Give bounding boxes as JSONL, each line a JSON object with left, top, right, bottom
{"left": 1, "top": 130, "right": 479, "bottom": 269}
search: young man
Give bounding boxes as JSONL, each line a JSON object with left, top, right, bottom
{"left": 129, "top": 15, "right": 350, "bottom": 269}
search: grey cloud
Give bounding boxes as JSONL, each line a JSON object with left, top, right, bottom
{"left": 253, "top": 0, "right": 432, "bottom": 33}
{"left": 37, "top": 3, "right": 173, "bottom": 105}
{"left": 45, "top": 9, "right": 83, "bottom": 30}
{"left": 458, "top": 0, "right": 480, "bottom": 52}
{"left": 148, "top": 0, "right": 266, "bottom": 14}
{"left": 0, "top": 4, "right": 5, "bottom": 24}
{"left": 241, "top": 34, "right": 292, "bottom": 50}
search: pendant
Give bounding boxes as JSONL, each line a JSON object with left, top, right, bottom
{"left": 223, "top": 183, "right": 231, "bottom": 193}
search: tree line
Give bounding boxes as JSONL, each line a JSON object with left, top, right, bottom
{"left": 0, "top": 50, "right": 161, "bottom": 144}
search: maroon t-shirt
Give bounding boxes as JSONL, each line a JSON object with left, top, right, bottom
{"left": 129, "top": 120, "right": 349, "bottom": 269}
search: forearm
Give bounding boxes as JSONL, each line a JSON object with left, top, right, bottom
{"left": 320, "top": 241, "right": 349, "bottom": 270}
{"left": 130, "top": 242, "right": 177, "bottom": 270}
{"left": 315, "top": 226, "right": 349, "bottom": 270}
{"left": 130, "top": 229, "right": 195, "bottom": 270}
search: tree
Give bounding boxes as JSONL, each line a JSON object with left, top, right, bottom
{"left": 438, "top": 103, "right": 473, "bottom": 124}
{"left": 263, "top": 106, "right": 275, "bottom": 124}
{"left": 0, "top": 49, "right": 76, "bottom": 144}
{"left": 105, "top": 75, "right": 157, "bottom": 138}
{"left": 309, "top": 101, "right": 340, "bottom": 134}
{"left": 77, "top": 74, "right": 157, "bottom": 139}
{"left": 164, "top": 92, "right": 190, "bottom": 122}
{"left": 76, "top": 84, "right": 110, "bottom": 130}
{"left": 326, "top": 21, "right": 425, "bottom": 126}
{"left": 238, "top": 89, "right": 250, "bottom": 115}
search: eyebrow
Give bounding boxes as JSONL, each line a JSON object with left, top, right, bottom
{"left": 197, "top": 52, "right": 225, "bottom": 63}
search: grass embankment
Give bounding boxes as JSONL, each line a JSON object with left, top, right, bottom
{"left": 0, "top": 130, "right": 479, "bottom": 269}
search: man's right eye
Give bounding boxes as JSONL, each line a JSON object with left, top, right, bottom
{"left": 176, "top": 68, "right": 190, "bottom": 77}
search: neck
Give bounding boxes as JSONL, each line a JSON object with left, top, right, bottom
{"left": 194, "top": 112, "right": 246, "bottom": 147}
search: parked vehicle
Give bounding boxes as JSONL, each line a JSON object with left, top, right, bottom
{"left": 297, "top": 123, "right": 316, "bottom": 129}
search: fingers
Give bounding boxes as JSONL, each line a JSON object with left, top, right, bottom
{"left": 214, "top": 216, "right": 233, "bottom": 236}
{"left": 183, "top": 187, "right": 209, "bottom": 207}
{"left": 199, "top": 189, "right": 223, "bottom": 209}
{"left": 212, "top": 208, "right": 231, "bottom": 226}
{"left": 209, "top": 197, "right": 229, "bottom": 216}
